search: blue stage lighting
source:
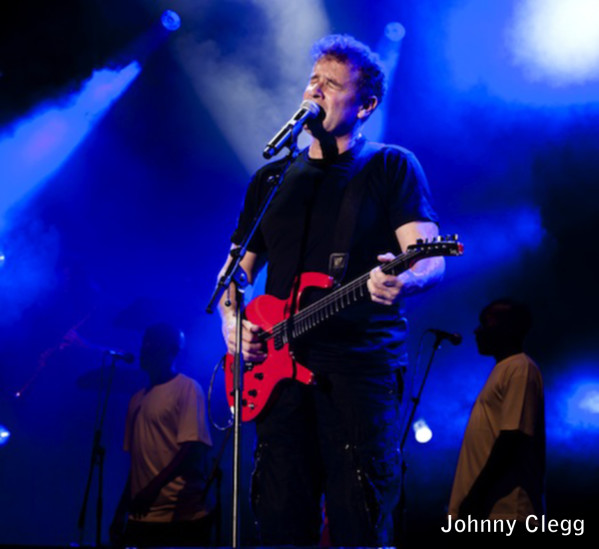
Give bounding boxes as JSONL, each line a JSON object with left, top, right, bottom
{"left": 512, "top": 0, "right": 599, "bottom": 85}
{"left": 546, "top": 367, "right": 599, "bottom": 450}
{"left": 567, "top": 382, "right": 599, "bottom": 429}
{"left": 580, "top": 389, "right": 599, "bottom": 414}
{"left": 0, "top": 62, "right": 140, "bottom": 236}
{"left": 413, "top": 419, "right": 433, "bottom": 443}
{"left": 445, "top": 0, "right": 599, "bottom": 104}
{"left": 384, "top": 22, "right": 406, "bottom": 43}
{"left": 161, "top": 10, "right": 181, "bottom": 32}
{"left": 0, "top": 424, "right": 10, "bottom": 446}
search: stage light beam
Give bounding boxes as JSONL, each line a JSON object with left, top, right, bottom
{"left": 368, "top": 22, "right": 405, "bottom": 142}
{"left": 170, "top": 0, "right": 330, "bottom": 173}
{"left": 0, "top": 62, "right": 141, "bottom": 234}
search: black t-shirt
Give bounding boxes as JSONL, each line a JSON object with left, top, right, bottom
{"left": 231, "top": 138, "right": 438, "bottom": 374}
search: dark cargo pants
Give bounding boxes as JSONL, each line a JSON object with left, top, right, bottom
{"left": 251, "top": 370, "right": 402, "bottom": 546}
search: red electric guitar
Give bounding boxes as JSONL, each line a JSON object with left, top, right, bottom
{"left": 224, "top": 236, "right": 464, "bottom": 421}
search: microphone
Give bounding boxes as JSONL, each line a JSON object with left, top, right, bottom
{"left": 105, "top": 349, "right": 136, "bottom": 363}
{"left": 59, "top": 328, "right": 136, "bottom": 363}
{"left": 263, "top": 100, "right": 324, "bottom": 159}
{"left": 427, "top": 328, "right": 462, "bottom": 346}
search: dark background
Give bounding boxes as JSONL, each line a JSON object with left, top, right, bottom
{"left": 0, "top": 1, "right": 597, "bottom": 546}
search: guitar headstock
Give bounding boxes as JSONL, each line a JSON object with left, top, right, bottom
{"left": 406, "top": 235, "right": 464, "bottom": 257}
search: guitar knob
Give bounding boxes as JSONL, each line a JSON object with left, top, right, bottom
{"left": 254, "top": 372, "right": 264, "bottom": 380}
{"left": 248, "top": 390, "right": 258, "bottom": 397}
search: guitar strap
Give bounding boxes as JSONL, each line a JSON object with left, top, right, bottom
{"left": 329, "top": 139, "right": 385, "bottom": 284}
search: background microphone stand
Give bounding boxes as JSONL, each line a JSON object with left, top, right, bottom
{"left": 77, "top": 352, "right": 118, "bottom": 546}
{"left": 206, "top": 144, "right": 300, "bottom": 547}
{"left": 394, "top": 330, "right": 447, "bottom": 545}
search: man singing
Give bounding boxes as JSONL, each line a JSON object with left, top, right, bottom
{"left": 218, "top": 34, "right": 445, "bottom": 546}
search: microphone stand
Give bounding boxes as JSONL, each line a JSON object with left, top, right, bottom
{"left": 77, "top": 352, "right": 117, "bottom": 546}
{"left": 395, "top": 331, "right": 444, "bottom": 545}
{"left": 205, "top": 144, "right": 300, "bottom": 547}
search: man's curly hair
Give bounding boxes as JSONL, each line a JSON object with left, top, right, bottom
{"left": 310, "top": 34, "right": 387, "bottom": 105}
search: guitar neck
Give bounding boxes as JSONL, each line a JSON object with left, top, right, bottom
{"left": 273, "top": 249, "right": 421, "bottom": 343}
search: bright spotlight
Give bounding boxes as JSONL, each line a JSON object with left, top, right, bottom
{"left": 568, "top": 382, "right": 599, "bottom": 428}
{"left": 161, "top": 10, "right": 181, "bottom": 32}
{"left": 580, "top": 389, "right": 599, "bottom": 414}
{"left": 0, "top": 424, "right": 11, "bottom": 446}
{"left": 413, "top": 419, "right": 433, "bottom": 444}
{"left": 0, "top": 251, "right": 5, "bottom": 269}
{"left": 511, "top": 0, "right": 599, "bottom": 84}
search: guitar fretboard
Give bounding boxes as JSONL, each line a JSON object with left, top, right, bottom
{"left": 265, "top": 248, "right": 421, "bottom": 348}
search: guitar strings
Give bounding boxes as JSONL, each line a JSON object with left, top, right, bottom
{"left": 261, "top": 242, "right": 457, "bottom": 345}
{"left": 265, "top": 250, "right": 419, "bottom": 343}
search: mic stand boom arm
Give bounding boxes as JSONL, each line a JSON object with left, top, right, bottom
{"left": 205, "top": 145, "right": 299, "bottom": 547}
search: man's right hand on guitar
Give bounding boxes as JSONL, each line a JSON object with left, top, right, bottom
{"left": 222, "top": 316, "right": 267, "bottom": 363}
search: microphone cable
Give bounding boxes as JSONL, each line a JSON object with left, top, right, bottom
{"left": 207, "top": 355, "right": 233, "bottom": 432}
